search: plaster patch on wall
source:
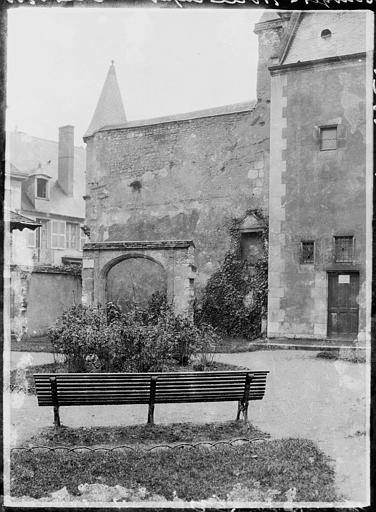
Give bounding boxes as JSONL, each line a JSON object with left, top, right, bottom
{"left": 339, "top": 72, "right": 365, "bottom": 135}
{"left": 248, "top": 169, "right": 258, "bottom": 179}
{"left": 158, "top": 168, "right": 169, "bottom": 178}
{"left": 142, "top": 171, "right": 154, "bottom": 182}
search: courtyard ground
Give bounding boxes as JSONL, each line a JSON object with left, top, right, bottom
{"left": 6, "top": 349, "right": 369, "bottom": 505}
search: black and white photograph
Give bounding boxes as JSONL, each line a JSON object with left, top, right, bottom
{"left": 3, "top": 2, "right": 373, "bottom": 508}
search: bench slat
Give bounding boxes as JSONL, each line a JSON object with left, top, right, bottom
{"left": 38, "top": 396, "right": 266, "bottom": 406}
{"left": 34, "top": 371, "right": 268, "bottom": 376}
{"left": 35, "top": 381, "right": 266, "bottom": 390}
{"left": 34, "top": 370, "right": 269, "bottom": 423}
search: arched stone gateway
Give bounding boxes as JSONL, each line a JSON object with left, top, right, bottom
{"left": 82, "top": 240, "right": 196, "bottom": 317}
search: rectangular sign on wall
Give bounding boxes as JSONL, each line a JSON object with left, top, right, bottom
{"left": 338, "top": 274, "right": 350, "bottom": 284}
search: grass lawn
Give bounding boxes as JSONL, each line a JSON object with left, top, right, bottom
{"left": 10, "top": 360, "right": 247, "bottom": 395}
{"left": 11, "top": 435, "right": 338, "bottom": 502}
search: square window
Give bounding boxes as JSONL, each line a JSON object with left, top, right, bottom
{"left": 301, "top": 241, "right": 315, "bottom": 264}
{"left": 36, "top": 178, "right": 48, "bottom": 199}
{"left": 320, "top": 126, "right": 337, "bottom": 151}
{"left": 334, "top": 236, "right": 354, "bottom": 263}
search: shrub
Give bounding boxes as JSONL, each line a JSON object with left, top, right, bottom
{"left": 48, "top": 297, "right": 221, "bottom": 373}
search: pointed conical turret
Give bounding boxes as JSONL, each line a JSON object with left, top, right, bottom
{"left": 85, "top": 61, "right": 127, "bottom": 137}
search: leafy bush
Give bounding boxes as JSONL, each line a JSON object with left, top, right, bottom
{"left": 196, "top": 210, "right": 268, "bottom": 339}
{"left": 48, "top": 295, "right": 220, "bottom": 373}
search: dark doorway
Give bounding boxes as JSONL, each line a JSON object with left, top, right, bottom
{"left": 327, "top": 272, "right": 359, "bottom": 339}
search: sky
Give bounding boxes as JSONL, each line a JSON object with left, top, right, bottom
{"left": 6, "top": 7, "right": 263, "bottom": 146}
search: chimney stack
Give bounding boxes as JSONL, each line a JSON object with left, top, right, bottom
{"left": 254, "top": 13, "right": 291, "bottom": 103}
{"left": 58, "top": 125, "right": 74, "bottom": 196}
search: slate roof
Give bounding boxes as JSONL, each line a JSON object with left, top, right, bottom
{"left": 7, "top": 130, "right": 86, "bottom": 220}
{"left": 84, "top": 100, "right": 257, "bottom": 137}
{"left": 84, "top": 61, "right": 127, "bottom": 138}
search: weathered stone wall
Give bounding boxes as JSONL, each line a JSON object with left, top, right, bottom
{"left": 83, "top": 14, "right": 289, "bottom": 307}
{"left": 26, "top": 270, "right": 82, "bottom": 336}
{"left": 268, "top": 56, "right": 369, "bottom": 341}
{"left": 11, "top": 268, "right": 82, "bottom": 338}
{"left": 85, "top": 108, "right": 269, "bottom": 290}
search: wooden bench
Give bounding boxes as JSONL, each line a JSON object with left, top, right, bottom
{"left": 34, "top": 370, "right": 269, "bottom": 427}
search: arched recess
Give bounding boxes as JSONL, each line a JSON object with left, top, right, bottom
{"left": 103, "top": 254, "right": 168, "bottom": 311}
{"left": 82, "top": 240, "right": 196, "bottom": 317}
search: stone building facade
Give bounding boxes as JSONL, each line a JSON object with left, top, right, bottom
{"left": 83, "top": 11, "right": 372, "bottom": 342}
{"left": 267, "top": 11, "right": 373, "bottom": 343}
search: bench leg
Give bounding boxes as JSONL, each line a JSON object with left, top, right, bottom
{"left": 147, "top": 376, "right": 158, "bottom": 425}
{"left": 147, "top": 403, "right": 155, "bottom": 425}
{"left": 236, "top": 401, "right": 249, "bottom": 423}
{"left": 243, "top": 402, "right": 249, "bottom": 423}
{"left": 53, "top": 405, "right": 61, "bottom": 428}
{"left": 50, "top": 376, "right": 61, "bottom": 428}
{"left": 236, "top": 400, "right": 242, "bottom": 421}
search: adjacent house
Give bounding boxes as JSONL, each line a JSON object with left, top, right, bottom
{"left": 7, "top": 126, "right": 86, "bottom": 339}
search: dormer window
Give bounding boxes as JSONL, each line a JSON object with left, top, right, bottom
{"left": 36, "top": 178, "right": 48, "bottom": 199}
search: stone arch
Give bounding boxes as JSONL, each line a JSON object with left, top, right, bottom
{"left": 82, "top": 240, "right": 196, "bottom": 316}
{"left": 101, "top": 253, "right": 166, "bottom": 279}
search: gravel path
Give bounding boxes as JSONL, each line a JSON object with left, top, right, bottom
{"left": 7, "top": 349, "right": 369, "bottom": 505}
{"left": 213, "top": 350, "right": 369, "bottom": 506}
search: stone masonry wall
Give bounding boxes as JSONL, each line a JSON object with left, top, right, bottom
{"left": 85, "top": 107, "right": 269, "bottom": 291}
{"left": 268, "top": 57, "right": 368, "bottom": 341}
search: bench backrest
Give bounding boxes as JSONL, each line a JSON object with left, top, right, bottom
{"left": 34, "top": 371, "right": 269, "bottom": 407}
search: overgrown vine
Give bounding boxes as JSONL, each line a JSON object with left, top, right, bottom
{"left": 195, "top": 209, "right": 268, "bottom": 339}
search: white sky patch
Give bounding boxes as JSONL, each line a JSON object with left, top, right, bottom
{"left": 6, "top": 7, "right": 262, "bottom": 146}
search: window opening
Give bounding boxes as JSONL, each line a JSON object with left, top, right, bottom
{"left": 321, "top": 29, "right": 332, "bottom": 39}
{"left": 66, "top": 222, "right": 80, "bottom": 250}
{"left": 334, "top": 236, "right": 354, "bottom": 263}
{"left": 36, "top": 218, "right": 49, "bottom": 249}
{"left": 240, "top": 231, "right": 263, "bottom": 265}
{"left": 301, "top": 241, "right": 315, "bottom": 264}
{"left": 320, "top": 126, "right": 337, "bottom": 151}
{"left": 51, "top": 220, "right": 66, "bottom": 249}
{"left": 36, "top": 178, "right": 48, "bottom": 199}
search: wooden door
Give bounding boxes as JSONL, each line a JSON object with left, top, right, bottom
{"left": 327, "top": 272, "right": 359, "bottom": 339}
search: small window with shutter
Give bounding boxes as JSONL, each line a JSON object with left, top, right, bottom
{"left": 301, "top": 241, "right": 315, "bottom": 264}
{"left": 334, "top": 236, "right": 354, "bottom": 263}
{"left": 320, "top": 126, "right": 337, "bottom": 151}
